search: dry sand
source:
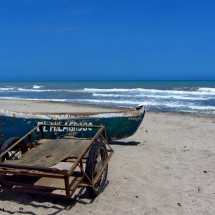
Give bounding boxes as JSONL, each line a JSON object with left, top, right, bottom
{"left": 0, "top": 100, "right": 214, "bottom": 215}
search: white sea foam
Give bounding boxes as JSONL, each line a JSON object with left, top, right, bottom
{"left": 187, "top": 105, "right": 215, "bottom": 111}
{"left": 0, "top": 87, "right": 14, "bottom": 91}
{"left": 84, "top": 87, "right": 215, "bottom": 96}
{"left": 16, "top": 88, "right": 82, "bottom": 93}
{"left": 0, "top": 84, "right": 214, "bottom": 115}
{"left": 5, "top": 86, "right": 215, "bottom": 97}
{"left": 93, "top": 93, "right": 131, "bottom": 98}
{"left": 24, "top": 98, "right": 68, "bottom": 102}
{"left": 33, "top": 85, "right": 44, "bottom": 89}
{"left": 92, "top": 93, "right": 211, "bottom": 101}
{"left": 83, "top": 88, "right": 130, "bottom": 92}
{"left": 17, "top": 88, "right": 53, "bottom": 92}
{"left": 139, "top": 94, "right": 210, "bottom": 101}
{"left": 74, "top": 99, "right": 144, "bottom": 105}
{"left": 0, "top": 97, "right": 68, "bottom": 103}
{"left": 0, "top": 96, "right": 18, "bottom": 100}
{"left": 198, "top": 87, "right": 215, "bottom": 93}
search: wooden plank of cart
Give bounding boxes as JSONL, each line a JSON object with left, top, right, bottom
{"left": 0, "top": 124, "right": 114, "bottom": 199}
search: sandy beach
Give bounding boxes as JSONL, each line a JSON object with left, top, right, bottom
{"left": 0, "top": 100, "right": 214, "bottom": 215}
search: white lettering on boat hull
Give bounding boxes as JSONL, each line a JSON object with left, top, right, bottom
{"left": 36, "top": 122, "right": 93, "bottom": 132}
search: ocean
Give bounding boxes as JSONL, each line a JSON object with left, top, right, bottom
{"left": 0, "top": 81, "right": 215, "bottom": 115}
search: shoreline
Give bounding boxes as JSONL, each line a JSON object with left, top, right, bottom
{"left": 0, "top": 99, "right": 214, "bottom": 214}
{"left": 0, "top": 98, "right": 214, "bottom": 118}
{"left": 0, "top": 99, "right": 121, "bottom": 113}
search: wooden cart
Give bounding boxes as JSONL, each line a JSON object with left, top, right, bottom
{"left": 0, "top": 124, "right": 113, "bottom": 199}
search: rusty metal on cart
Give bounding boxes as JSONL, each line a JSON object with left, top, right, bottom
{"left": 0, "top": 124, "right": 114, "bottom": 199}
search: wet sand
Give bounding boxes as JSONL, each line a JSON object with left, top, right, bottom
{"left": 0, "top": 100, "right": 214, "bottom": 215}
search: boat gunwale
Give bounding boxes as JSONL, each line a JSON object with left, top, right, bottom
{"left": 0, "top": 105, "right": 145, "bottom": 119}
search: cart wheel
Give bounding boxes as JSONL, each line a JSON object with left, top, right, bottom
{"left": 0, "top": 137, "right": 27, "bottom": 188}
{"left": 0, "top": 137, "right": 28, "bottom": 162}
{"left": 85, "top": 140, "right": 108, "bottom": 198}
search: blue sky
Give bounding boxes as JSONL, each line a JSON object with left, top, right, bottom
{"left": 0, "top": 0, "right": 215, "bottom": 81}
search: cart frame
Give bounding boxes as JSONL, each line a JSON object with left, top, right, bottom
{"left": 0, "top": 124, "right": 114, "bottom": 199}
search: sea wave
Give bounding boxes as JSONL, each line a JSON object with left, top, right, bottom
{"left": 84, "top": 87, "right": 215, "bottom": 96}
{"left": 17, "top": 88, "right": 49, "bottom": 92}
{"left": 1, "top": 96, "right": 214, "bottom": 110}
{"left": 0, "top": 87, "right": 15, "bottom": 91}
{"left": 93, "top": 93, "right": 131, "bottom": 98}
{"left": 92, "top": 93, "right": 211, "bottom": 101}
{"left": 187, "top": 105, "right": 215, "bottom": 111}
{"left": 0, "top": 83, "right": 214, "bottom": 115}
{"left": 0, "top": 97, "right": 68, "bottom": 102}
{"left": 198, "top": 87, "right": 215, "bottom": 93}
{"left": 83, "top": 88, "right": 131, "bottom": 92}
{"left": 33, "top": 85, "right": 44, "bottom": 89}
{"left": 2, "top": 86, "right": 215, "bottom": 96}
{"left": 73, "top": 99, "right": 146, "bottom": 106}
{"left": 15, "top": 88, "right": 83, "bottom": 93}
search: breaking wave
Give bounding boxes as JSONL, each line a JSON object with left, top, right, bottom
{"left": 0, "top": 82, "right": 214, "bottom": 115}
{"left": 33, "top": 85, "right": 44, "bottom": 89}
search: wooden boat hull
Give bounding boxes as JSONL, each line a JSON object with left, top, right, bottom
{"left": 0, "top": 106, "right": 145, "bottom": 145}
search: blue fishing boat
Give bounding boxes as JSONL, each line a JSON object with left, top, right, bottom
{"left": 0, "top": 105, "right": 145, "bottom": 145}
